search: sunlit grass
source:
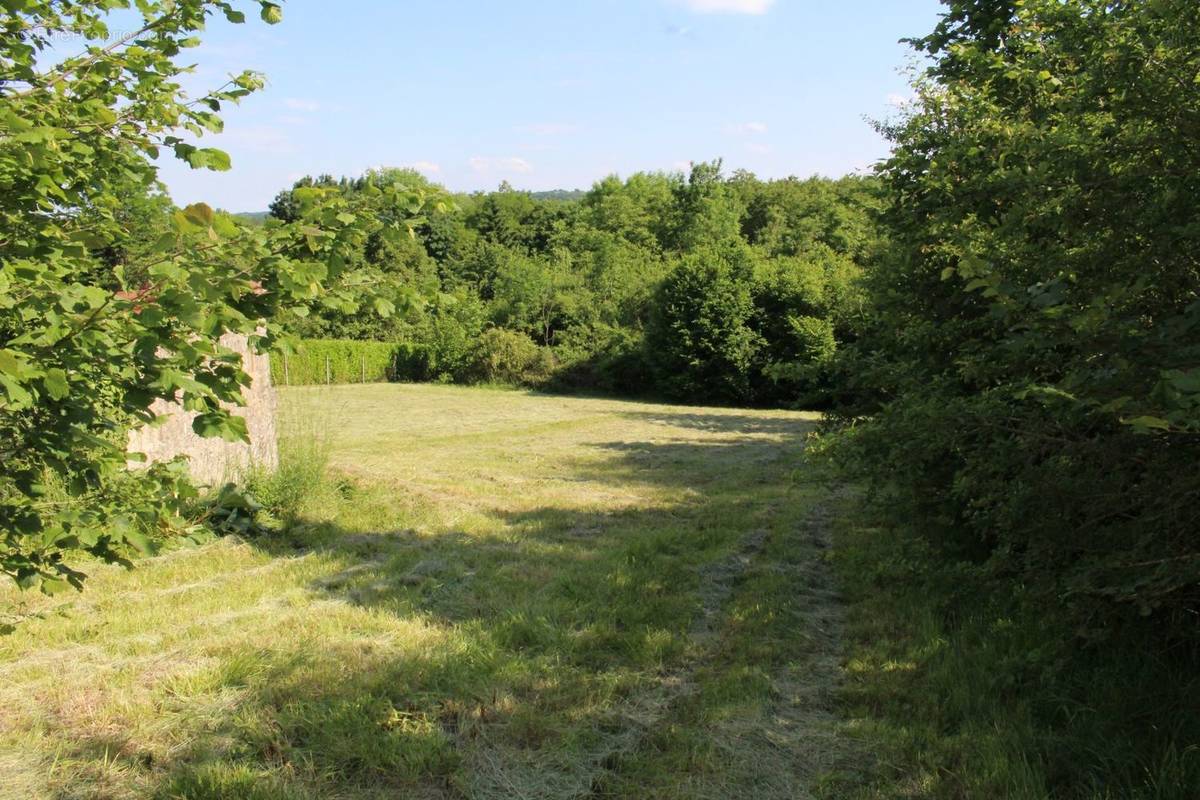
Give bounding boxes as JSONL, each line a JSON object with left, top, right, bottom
{"left": 0, "top": 384, "right": 843, "bottom": 799}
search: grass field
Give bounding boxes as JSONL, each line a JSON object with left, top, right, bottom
{"left": 0, "top": 384, "right": 849, "bottom": 799}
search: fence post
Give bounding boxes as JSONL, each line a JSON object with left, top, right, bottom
{"left": 325, "top": 355, "right": 331, "bottom": 386}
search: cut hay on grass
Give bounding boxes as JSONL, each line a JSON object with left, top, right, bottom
{"left": 1, "top": 384, "right": 852, "bottom": 799}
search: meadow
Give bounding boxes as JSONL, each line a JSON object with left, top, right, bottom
{"left": 0, "top": 384, "right": 847, "bottom": 799}
{"left": 3, "top": 2, "right": 1196, "bottom": 797}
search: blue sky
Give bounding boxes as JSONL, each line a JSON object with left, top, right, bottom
{"left": 153, "top": 0, "right": 944, "bottom": 211}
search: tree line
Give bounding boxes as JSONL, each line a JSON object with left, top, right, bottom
{"left": 264, "top": 164, "right": 882, "bottom": 407}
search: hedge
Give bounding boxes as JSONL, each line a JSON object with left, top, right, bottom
{"left": 271, "top": 339, "right": 415, "bottom": 386}
{"left": 269, "top": 333, "right": 559, "bottom": 388}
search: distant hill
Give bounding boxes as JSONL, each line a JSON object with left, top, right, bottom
{"left": 231, "top": 211, "right": 270, "bottom": 225}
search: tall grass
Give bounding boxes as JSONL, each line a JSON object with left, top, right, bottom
{"left": 244, "top": 388, "right": 334, "bottom": 523}
{"left": 822, "top": 499, "right": 1200, "bottom": 800}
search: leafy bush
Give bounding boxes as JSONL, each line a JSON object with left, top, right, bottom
{"left": 0, "top": 2, "right": 441, "bottom": 590}
{"left": 826, "top": 0, "right": 1200, "bottom": 792}
{"left": 844, "top": 0, "right": 1200, "bottom": 641}
{"left": 749, "top": 249, "right": 860, "bottom": 405}
{"left": 469, "top": 328, "right": 554, "bottom": 385}
{"left": 551, "top": 324, "right": 654, "bottom": 395}
{"left": 761, "top": 315, "right": 837, "bottom": 401}
{"left": 787, "top": 315, "right": 836, "bottom": 366}
{"left": 408, "top": 290, "right": 488, "bottom": 382}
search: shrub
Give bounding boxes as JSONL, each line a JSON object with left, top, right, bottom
{"left": 551, "top": 324, "right": 654, "bottom": 396}
{"left": 826, "top": 0, "right": 1200, "bottom": 791}
{"left": 412, "top": 291, "right": 487, "bottom": 382}
{"left": 469, "top": 328, "right": 554, "bottom": 386}
{"left": 787, "top": 315, "right": 836, "bottom": 366}
{"left": 843, "top": 0, "right": 1200, "bottom": 643}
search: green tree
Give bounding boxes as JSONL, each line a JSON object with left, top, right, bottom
{"left": 835, "top": 0, "right": 1200, "bottom": 787}
{"left": 737, "top": 174, "right": 882, "bottom": 262}
{"left": 749, "top": 248, "right": 860, "bottom": 403}
{"left": 670, "top": 160, "right": 743, "bottom": 251}
{"left": 852, "top": 0, "right": 1200, "bottom": 616}
{"left": 491, "top": 248, "right": 580, "bottom": 345}
{"left": 0, "top": 1, "right": 436, "bottom": 591}
{"left": 647, "top": 244, "right": 762, "bottom": 402}
{"left": 581, "top": 172, "right": 679, "bottom": 251}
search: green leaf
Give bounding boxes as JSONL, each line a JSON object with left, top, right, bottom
{"left": 115, "top": 515, "right": 154, "bottom": 554}
{"left": 193, "top": 412, "right": 251, "bottom": 443}
{"left": 212, "top": 214, "right": 240, "bottom": 238}
{"left": 40, "top": 577, "right": 71, "bottom": 596}
{"left": 0, "top": 374, "right": 34, "bottom": 408}
{"left": 0, "top": 349, "right": 23, "bottom": 378}
{"left": 183, "top": 202, "right": 216, "bottom": 227}
{"left": 372, "top": 296, "right": 396, "bottom": 317}
{"left": 186, "top": 148, "right": 232, "bottom": 171}
{"left": 260, "top": 2, "right": 283, "bottom": 24}
{"left": 43, "top": 368, "right": 69, "bottom": 400}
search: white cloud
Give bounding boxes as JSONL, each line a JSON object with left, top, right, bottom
{"left": 727, "top": 121, "right": 768, "bottom": 135}
{"left": 674, "top": 0, "right": 775, "bottom": 15}
{"left": 403, "top": 160, "right": 441, "bottom": 174}
{"left": 283, "top": 97, "right": 320, "bottom": 112}
{"left": 746, "top": 142, "right": 772, "bottom": 155}
{"left": 468, "top": 156, "right": 533, "bottom": 173}
{"left": 515, "top": 123, "right": 579, "bottom": 136}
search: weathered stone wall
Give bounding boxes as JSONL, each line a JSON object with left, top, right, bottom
{"left": 127, "top": 333, "right": 278, "bottom": 486}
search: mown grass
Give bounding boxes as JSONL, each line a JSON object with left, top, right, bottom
{"left": 0, "top": 383, "right": 847, "bottom": 799}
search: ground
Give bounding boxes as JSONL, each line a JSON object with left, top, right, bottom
{"left": 0, "top": 384, "right": 849, "bottom": 799}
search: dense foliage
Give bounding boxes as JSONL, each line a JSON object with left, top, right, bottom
{"left": 826, "top": 0, "right": 1200, "bottom": 793}
{"left": 0, "top": 0, "right": 438, "bottom": 590}
{"left": 269, "top": 165, "right": 882, "bottom": 404}
{"left": 846, "top": 0, "right": 1199, "bottom": 650}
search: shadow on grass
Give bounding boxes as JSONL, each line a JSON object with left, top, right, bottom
{"left": 49, "top": 414, "right": 822, "bottom": 799}
{"left": 616, "top": 409, "right": 816, "bottom": 437}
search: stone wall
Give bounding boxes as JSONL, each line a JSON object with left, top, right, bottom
{"left": 127, "top": 333, "right": 278, "bottom": 486}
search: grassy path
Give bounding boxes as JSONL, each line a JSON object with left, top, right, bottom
{"left": 0, "top": 384, "right": 849, "bottom": 799}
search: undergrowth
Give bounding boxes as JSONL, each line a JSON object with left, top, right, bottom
{"left": 822, "top": 498, "right": 1200, "bottom": 800}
